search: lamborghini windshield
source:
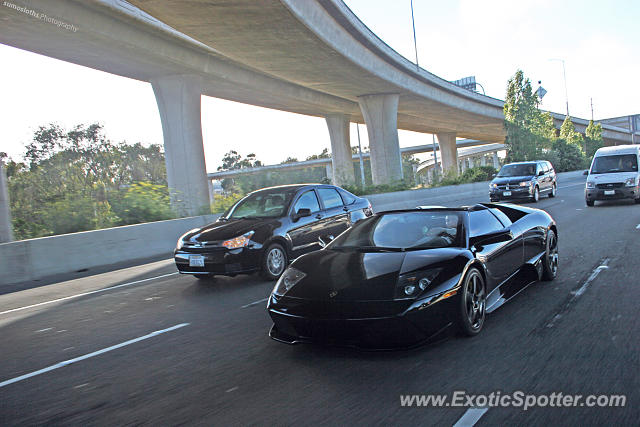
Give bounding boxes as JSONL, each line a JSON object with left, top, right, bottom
{"left": 330, "top": 211, "right": 463, "bottom": 250}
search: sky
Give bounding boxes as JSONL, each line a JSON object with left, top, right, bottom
{"left": 1, "top": 0, "right": 638, "bottom": 171}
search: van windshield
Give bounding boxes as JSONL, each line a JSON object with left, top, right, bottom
{"left": 591, "top": 154, "right": 638, "bottom": 174}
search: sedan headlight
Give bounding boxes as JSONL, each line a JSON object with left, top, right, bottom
{"left": 586, "top": 181, "right": 595, "bottom": 189}
{"left": 176, "top": 228, "right": 200, "bottom": 250}
{"left": 519, "top": 181, "right": 530, "bottom": 187}
{"left": 490, "top": 183, "right": 498, "bottom": 189}
{"left": 394, "top": 268, "right": 442, "bottom": 300}
{"left": 625, "top": 177, "right": 637, "bottom": 187}
{"left": 272, "top": 267, "right": 306, "bottom": 297}
{"left": 222, "top": 231, "right": 254, "bottom": 249}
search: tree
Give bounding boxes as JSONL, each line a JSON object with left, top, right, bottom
{"left": 503, "top": 70, "right": 555, "bottom": 162}
{"left": 559, "top": 115, "right": 584, "bottom": 148}
{"left": 584, "top": 120, "right": 604, "bottom": 159}
{"left": 7, "top": 123, "right": 172, "bottom": 240}
{"left": 306, "top": 148, "right": 330, "bottom": 160}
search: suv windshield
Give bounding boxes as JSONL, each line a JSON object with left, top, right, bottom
{"left": 497, "top": 163, "right": 536, "bottom": 177}
{"left": 227, "top": 189, "right": 295, "bottom": 219}
{"left": 590, "top": 154, "right": 638, "bottom": 174}
{"left": 330, "top": 211, "right": 463, "bottom": 250}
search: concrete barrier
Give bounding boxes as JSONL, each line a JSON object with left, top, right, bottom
{"left": 0, "top": 170, "right": 585, "bottom": 286}
{"left": 0, "top": 214, "right": 219, "bottom": 286}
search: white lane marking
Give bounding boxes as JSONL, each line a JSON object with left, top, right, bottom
{"left": 0, "top": 323, "right": 189, "bottom": 388}
{"left": 0, "top": 272, "right": 179, "bottom": 316}
{"left": 226, "top": 386, "right": 239, "bottom": 393}
{"left": 35, "top": 328, "right": 52, "bottom": 333}
{"left": 241, "top": 297, "right": 268, "bottom": 309}
{"left": 546, "top": 259, "right": 610, "bottom": 329}
{"left": 453, "top": 408, "right": 489, "bottom": 427}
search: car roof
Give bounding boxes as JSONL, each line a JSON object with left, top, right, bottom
{"left": 379, "top": 204, "right": 489, "bottom": 215}
{"left": 594, "top": 145, "right": 640, "bottom": 156}
{"left": 248, "top": 183, "right": 326, "bottom": 194}
{"left": 502, "top": 161, "right": 541, "bottom": 166}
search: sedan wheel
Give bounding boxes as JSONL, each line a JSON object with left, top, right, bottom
{"left": 457, "top": 268, "right": 486, "bottom": 337}
{"left": 261, "top": 243, "right": 287, "bottom": 280}
{"left": 549, "top": 183, "right": 557, "bottom": 198}
{"left": 542, "top": 229, "right": 559, "bottom": 281}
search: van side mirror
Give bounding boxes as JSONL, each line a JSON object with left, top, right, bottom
{"left": 293, "top": 208, "right": 312, "bottom": 221}
{"left": 583, "top": 170, "right": 589, "bottom": 176}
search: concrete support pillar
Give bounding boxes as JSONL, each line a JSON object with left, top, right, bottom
{"left": 436, "top": 132, "right": 458, "bottom": 175}
{"left": 460, "top": 158, "right": 468, "bottom": 173}
{"left": 481, "top": 156, "right": 487, "bottom": 166}
{"left": 492, "top": 152, "right": 500, "bottom": 170}
{"left": 325, "top": 114, "right": 355, "bottom": 186}
{"left": 358, "top": 94, "right": 403, "bottom": 185}
{"left": 325, "top": 163, "right": 334, "bottom": 184}
{"left": 0, "top": 160, "right": 13, "bottom": 243}
{"left": 152, "top": 75, "right": 210, "bottom": 216}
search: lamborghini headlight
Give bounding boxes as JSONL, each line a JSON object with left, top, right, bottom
{"left": 272, "top": 267, "right": 306, "bottom": 297}
{"left": 394, "top": 268, "right": 442, "bottom": 300}
{"left": 222, "top": 231, "right": 254, "bottom": 249}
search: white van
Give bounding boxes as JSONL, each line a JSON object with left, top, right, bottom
{"left": 585, "top": 145, "right": 640, "bottom": 206}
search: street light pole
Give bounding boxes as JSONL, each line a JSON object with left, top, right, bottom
{"left": 410, "top": 0, "right": 419, "bottom": 72}
{"left": 550, "top": 58, "right": 569, "bottom": 117}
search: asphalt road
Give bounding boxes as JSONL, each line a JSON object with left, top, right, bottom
{"left": 1, "top": 174, "right": 639, "bottom": 426}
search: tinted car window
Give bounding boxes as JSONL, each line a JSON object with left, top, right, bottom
{"left": 591, "top": 154, "right": 638, "bottom": 174}
{"left": 331, "top": 212, "right": 463, "bottom": 249}
{"left": 338, "top": 189, "right": 357, "bottom": 205}
{"left": 228, "top": 189, "right": 295, "bottom": 219}
{"left": 469, "top": 209, "right": 504, "bottom": 237}
{"left": 497, "top": 163, "right": 536, "bottom": 177}
{"left": 317, "top": 188, "right": 343, "bottom": 209}
{"left": 547, "top": 162, "right": 555, "bottom": 173}
{"left": 293, "top": 190, "right": 320, "bottom": 213}
{"left": 541, "top": 162, "right": 549, "bottom": 173}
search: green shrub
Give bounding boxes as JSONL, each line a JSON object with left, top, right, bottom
{"left": 211, "top": 192, "right": 243, "bottom": 213}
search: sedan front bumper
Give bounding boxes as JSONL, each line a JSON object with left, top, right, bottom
{"left": 174, "top": 247, "right": 260, "bottom": 275}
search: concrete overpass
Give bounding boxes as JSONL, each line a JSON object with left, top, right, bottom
{"left": 1, "top": 0, "right": 637, "bottom": 217}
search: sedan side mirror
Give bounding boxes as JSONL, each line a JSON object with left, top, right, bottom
{"left": 491, "top": 173, "right": 497, "bottom": 178}
{"left": 538, "top": 171, "right": 545, "bottom": 176}
{"left": 583, "top": 170, "right": 589, "bottom": 176}
{"left": 293, "top": 208, "right": 312, "bottom": 221}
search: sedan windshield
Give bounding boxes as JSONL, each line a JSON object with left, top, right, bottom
{"left": 590, "top": 154, "right": 638, "bottom": 174}
{"left": 227, "top": 189, "right": 295, "bottom": 219}
{"left": 497, "top": 163, "right": 536, "bottom": 177}
{"left": 330, "top": 211, "right": 463, "bottom": 250}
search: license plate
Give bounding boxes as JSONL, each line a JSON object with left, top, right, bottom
{"left": 604, "top": 190, "right": 615, "bottom": 195}
{"left": 503, "top": 191, "right": 512, "bottom": 196}
{"left": 189, "top": 255, "right": 205, "bottom": 267}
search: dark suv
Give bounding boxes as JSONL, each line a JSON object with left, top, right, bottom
{"left": 174, "top": 184, "right": 373, "bottom": 280}
{"left": 489, "top": 161, "right": 557, "bottom": 203}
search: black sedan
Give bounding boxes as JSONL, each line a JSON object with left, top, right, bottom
{"left": 267, "top": 203, "right": 558, "bottom": 349}
{"left": 489, "top": 160, "right": 557, "bottom": 202}
{"left": 174, "top": 184, "right": 372, "bottom": 280}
